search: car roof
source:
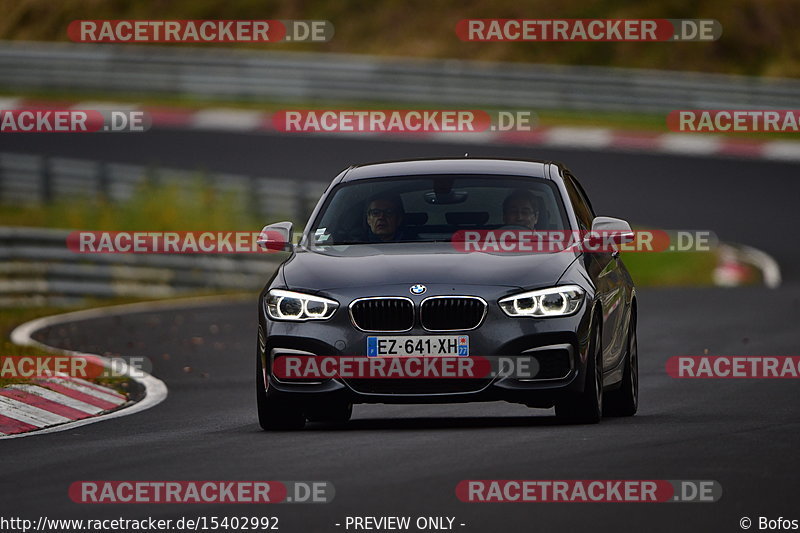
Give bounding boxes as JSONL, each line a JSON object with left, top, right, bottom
{"left": 340, "top": 158, "right": 555, "bottom": 182}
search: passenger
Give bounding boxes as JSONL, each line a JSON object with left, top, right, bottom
{"left": 502, "top": 190, "right": 540, "bottom": 230}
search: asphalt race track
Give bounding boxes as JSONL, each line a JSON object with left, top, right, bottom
{"left": 2, "top": 129, "right": 799, "bottom": 532}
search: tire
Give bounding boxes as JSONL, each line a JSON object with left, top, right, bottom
{"left": 256, "top": 352, "right": 306, "bottom": 431}
{"left": 306, "top": 402, "right": 353, "bottom": 425}
{"left": 556, "top": 323, "right": 603, "bottom": 424}
{"left": 604, "top": 314, "right": 638, "bottom": 417}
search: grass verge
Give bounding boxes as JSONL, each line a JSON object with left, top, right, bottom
{"left": 0, "top": 179, "right": 262, "bottom": 231}
{"left": 622, "top": 250, "right": 718, "bottom": 287}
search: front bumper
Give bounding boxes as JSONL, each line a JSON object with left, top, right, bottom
{"left": 259, "top": 283, "right": 593, "bottom": 407}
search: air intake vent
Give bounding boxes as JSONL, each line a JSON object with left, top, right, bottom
{"left": 420, "top": 297, "right": 486, "bottom": 331}
{"left": 350, "top": 298, "right": 414, "bottom": 332}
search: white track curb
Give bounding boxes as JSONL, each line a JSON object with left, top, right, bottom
{"left": 3, "top": 293, "right": 252, "bottom": 439}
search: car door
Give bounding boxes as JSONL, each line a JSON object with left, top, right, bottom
{"left": 564, "top": 173, "right": 627, "bottom": 374}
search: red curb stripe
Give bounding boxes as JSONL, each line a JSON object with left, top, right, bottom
{"left": 0, "top": 413, "right": 39, "bottom": 434}
{"left": 144, "top": 106, "right": 195, "bottom": 127}
{"left": 0, "top": 389, "right": 89, "bottom": 420}
{"left": 34, "top": 380, "right": 121, "bottom": 410}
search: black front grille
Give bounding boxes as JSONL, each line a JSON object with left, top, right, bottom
{"left": 420, "top": 297, "right": 486, "bottom": 331}
{"left": 350, "top": 298, "right": 414, "bottom": 332}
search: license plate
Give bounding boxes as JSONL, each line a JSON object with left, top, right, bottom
{"left": 367, "top": 336, "right": 469, "bottom": 357}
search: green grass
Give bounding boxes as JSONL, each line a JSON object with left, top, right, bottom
{"left": 0, "top": 178, "right": 262, "bottom": 231}
{"left": 622, "top": 250, "right": 719, "bottom": 287}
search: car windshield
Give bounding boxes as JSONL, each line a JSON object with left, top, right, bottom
{"left": 309, "top": 175, "right": 569, "bottom": 246}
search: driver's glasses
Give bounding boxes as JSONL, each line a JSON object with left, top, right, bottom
{"left": 368, "top": 208, "right": 397, "bottom": 218}
{"left": 505, "top": 208, "right": 535, "bottom": 217}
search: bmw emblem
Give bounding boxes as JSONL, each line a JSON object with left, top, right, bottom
{"left": 410, "top": 284, "right": 427, "bottom": 295}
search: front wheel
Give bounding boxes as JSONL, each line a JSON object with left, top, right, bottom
{"left": 604, "top": 314, "right": 638, "bottom": 417}
{"left": 256, "top": 353, "right": 305, "bottom": 431}
{"left": 556, "top": 324, "right": 603, "bottom": 424}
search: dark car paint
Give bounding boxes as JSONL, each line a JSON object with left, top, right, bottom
{"left": 282, "top": 244, "right": 580, "bottom": 291}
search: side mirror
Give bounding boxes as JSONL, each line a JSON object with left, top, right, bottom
{"left": 257, "top": 222, "right": 294, "bottom": 252}
{"left": 584, "top": 217, "right": 635, "bottom": 248}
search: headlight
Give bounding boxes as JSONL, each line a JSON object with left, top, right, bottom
{"left": 266, "top": 289, "right": 339, "bottom": 321}
{"left": 499, "top": 285, "right": 585, "bottom": 317}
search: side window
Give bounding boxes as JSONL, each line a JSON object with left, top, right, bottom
{"left": 572, "top": 175, "right": 596, "bottom": 219}
{"left": 564, "top": 174, "right": 594, "bottom": 230}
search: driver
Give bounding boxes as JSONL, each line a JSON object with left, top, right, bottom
{"left": 366, "top": 193, "right": 406, "bottom": 241}
{"left": 502, "top": 190, "right": 540, "bottom": 230}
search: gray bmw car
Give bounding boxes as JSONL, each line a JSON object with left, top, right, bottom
{"left": 257, "top": 158, "right": 638, "bottom": 429}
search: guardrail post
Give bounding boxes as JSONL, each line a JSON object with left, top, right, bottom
{"left": 97, "top": 161, "right": 110, "bottom": 201}
{"left": 41, "top": 156, "right": 53, "bottom": 204}
{"left": 249, "top": 176, "right": 263, "bottom": 221}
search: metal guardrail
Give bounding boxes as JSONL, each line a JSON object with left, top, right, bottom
{"left": 0, "top": 227, "right": 282, "bottom": 307}
{"left": 0, "top": 152, "right": 328, "bottom": 220}
{"left": 2, "top": 41, "right": 800, "bottom": 112}
{"left": 0, "top": 152, "right": 326, "bottom": 307}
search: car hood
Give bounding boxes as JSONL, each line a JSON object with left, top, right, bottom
{"left": 281, "top": 243, "right": 578, "bottom": 291}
